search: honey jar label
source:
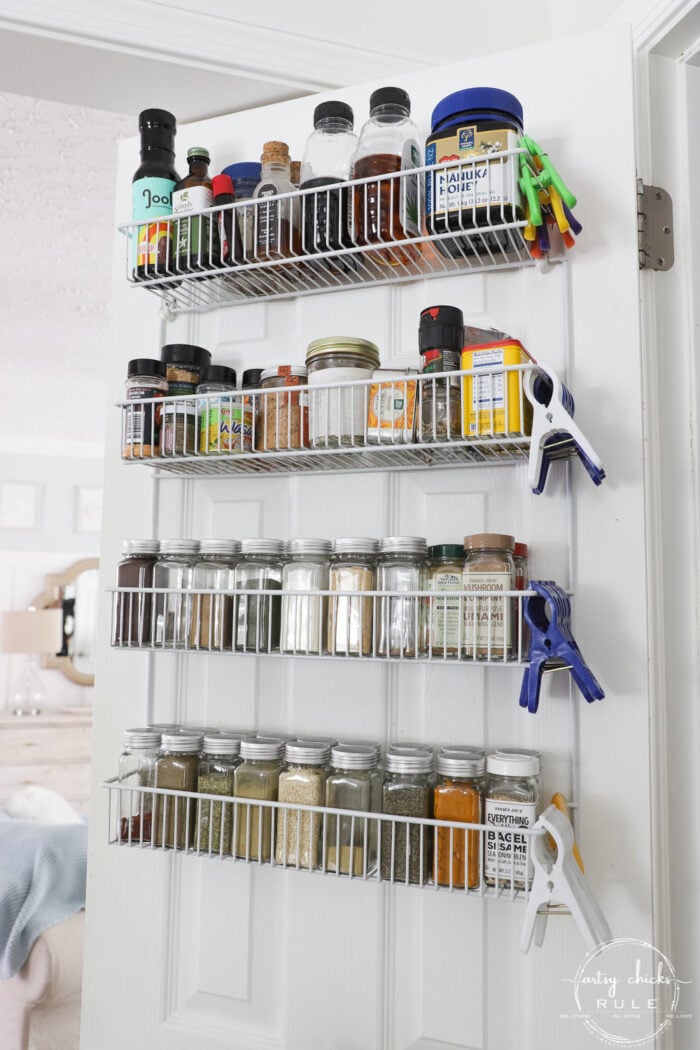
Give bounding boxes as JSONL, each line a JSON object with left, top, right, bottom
{"left": 425, "top": 128, "right": 519, "bottom": 216}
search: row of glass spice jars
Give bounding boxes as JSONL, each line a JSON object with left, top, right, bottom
{"left": 118, "top": 729, "right": 541, "bottom": 888}
{"left": 114, "top": 534, "right": 529, "bottom": 659}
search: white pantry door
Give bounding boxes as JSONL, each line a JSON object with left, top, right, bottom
{"left": 81, "top": 25, "right": 653, "bottom": 1050}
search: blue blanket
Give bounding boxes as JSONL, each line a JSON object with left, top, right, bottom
{"left": 0, "top": 813, "right": 87, "bottom": 979}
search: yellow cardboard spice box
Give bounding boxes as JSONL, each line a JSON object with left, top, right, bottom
{"left": 462, "top": 339, "right": 533, "bottom": 437}
{"left": 367, "top": 370, "right": 418, "bottom": 444}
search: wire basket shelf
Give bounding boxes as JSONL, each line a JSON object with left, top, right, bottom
{"left": 121, "top": 152, "right": 533, "bottom": 314}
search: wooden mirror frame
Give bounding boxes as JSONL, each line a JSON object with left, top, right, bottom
{"left": 30, "top": 558, "right": 99, "bottom": 686}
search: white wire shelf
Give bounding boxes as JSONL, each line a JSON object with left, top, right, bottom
{"left": 120, "top": 152, "right": 533, "bottom": 314}
{"left": 109, "top": 584, "right": 554, "bottom": 665}
{"left": 117, "top": 364, "right": 567, "bottom": 480}
{"left": 104, "top": 778, "right": 542, "bottom": 899}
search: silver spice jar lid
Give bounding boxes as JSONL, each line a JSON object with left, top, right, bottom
{"left": 240, "top": 736, "right": 286, "bottom": 761}
{"left": 436, "top": 746, "right": 485, "bottom": 777}
{"left": 159, "top": 539, "right": 201, "bottom": 556}
{"left": 240, "top": 538, "right": 285, "bottom": 557}
{"left": 385, "top": 745, "right": 433, "bottom": 775}
{"left": 123, "top": 539, "right": 160, "bottom": 557}
{"left": 148, "top": 722, "right": 180, "bottom": 732}
{"left": 379, "top": 536, "right": 428, "bottom": 555}
{"left": 123, "top": 728, "right": 161, "bottom": 749}
{"left": 288, "top": 538, "right": 333, "bottom": 557}
{"left": 199, "top": 539, "right": 242, "bottom": 557}
{"left": 202, "top": 733, "right": 241, "bottom": 755}
{"left": 330, "top": 744, "right": 378, "bottom": 770}
{"left": 332, "top": 537, "right": 380, "bottom": 555}
{"left": 161, "top": 732, "right": 203, "bottom": 753}
{"left": 337, "top": 739, "right": 382, "bottom": 760}
{"left": 285, "top": 740, "right": 331, "bottom": 765}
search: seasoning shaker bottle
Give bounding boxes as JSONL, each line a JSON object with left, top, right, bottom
{"left": 153, "top": 539, "right": 200, "bottom": 648}
{"left": 380, "top": 745, "right": 434, "bottom": 884}
{"left": 252, "top": 141, "right": 300, "bottom": 260}
{"left": 190, "top": 539, "right": 241, "bottom": 651}
{"left": 300, "top": 101, "right": 357, "bottom": 253}
{"left": 234, "top": 736, "right": 286, "bottom": 861}
{"left": 375, "top": 536, "right": 427, "bottom": 657}
{"left": 425, "top": 544, "right": 465, "bottom": 656}
{"left": 118, "top": 728, "right": 161, "bottom": 843}
{"left": 153, "top": 731, "right": 203, "bottom": 849}
{"left": 114, "top": 539, "right": 160, "bottom": 647}
{"left": 433, "top": 746, "right": 485, "bottom": 888}
{"left": 484, "top": 751, "right": 541, "bottom": 890}
{"left": 275, "top": 740, "right": 331, "bottom": 869}
{"left": 197, "top": 365, "right": 238, "bottom": 454}
{"left": 161, "top": 344, "right": 212, "bottom": 397}
{"left": 305, "top": 336, "right": 380, "bottom": 448}
{"left": 325, "top": 744, "right": 381, "bottom": 875}
{"left": 234, "top": 539, "right": 284, "bottom": 652}
{"left": 462, "top": 533, "right": 515, "bottom": 660}
{"left": 123, "top": 358, "right": 168, "bottom": 460}
{"left": 196, "top": 733, "right": 242, "bottom": 854}
{"left": 327, "top": 538, "right": 379, "bottom": 656}
{"left": 418, "top": 305, "right": 464, "bottom": 443}
{"left": 280, "top": 538, "right": 332, "bottom": 654}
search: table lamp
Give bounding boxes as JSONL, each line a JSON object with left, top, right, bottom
{"left": 0, "top": 609, "right": 64, "bottom": 716}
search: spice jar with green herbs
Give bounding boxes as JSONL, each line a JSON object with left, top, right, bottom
{"left": 196, "top": 733, "right": 242, "bottom": 853}
{"left": 275, "top": 740, "right": 330, "bottom": 869}
{"left": 380, "top": 745, "right": 434, "bottom": 884}
{"left": 153, "top": 732, "right": 203, "bottom": 849}
{"left": 234, "top": 736, "right": 285, "bottom": 861}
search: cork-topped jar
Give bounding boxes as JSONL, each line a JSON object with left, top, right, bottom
{"left": 253, "top": 141, "right": 300, "bottom": 260}
{"left": 462, "top": 533, "right": 515, "bottom": 660}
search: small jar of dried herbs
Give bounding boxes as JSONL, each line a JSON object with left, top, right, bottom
{"left": 275, "top": 740, "right": 330, "bottom": 869}
{"left": 234, "top": 736, "right": 285, "bottom": 862}
{"left": 381, "top": 745, "right": 434, "bottom": 885}
{"left": 196, "top": 733, "right": 243, "bottom": 854}
{"left": 153, "top": 732, "right": 203, "bottom": 850}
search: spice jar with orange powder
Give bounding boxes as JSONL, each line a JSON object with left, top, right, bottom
{"left": 433, "top": 746, "right": 485, "bottom": 888}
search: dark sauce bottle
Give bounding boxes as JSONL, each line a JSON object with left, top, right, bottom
{"left": 299, "top": 101, "right": 357, "bottom": 255}
{"left": 132, "top": 109, "right": 179, "bottom": 281}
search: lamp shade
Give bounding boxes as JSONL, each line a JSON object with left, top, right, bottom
{"left": 0, "top": 610, "right": 63, "bottom": 654}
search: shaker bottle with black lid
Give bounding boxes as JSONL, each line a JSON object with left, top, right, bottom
{"left": 132, "top": 109, "right": 179, "bottom": 280}
{"left": 418, "top": 305, "right": 464, "bottom": 442}
{"left": 161, "top": 344, "right": 212, "bottom": 396}
{"left": 300, "top": 100, "right": 357, "bottom": 254}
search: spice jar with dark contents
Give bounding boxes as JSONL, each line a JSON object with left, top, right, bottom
{"left": 275, "top": 740, "right": 330, "bottom": 869}
{"left": 189, "top": 539, "right": 240, "bottom": 650}
{"left": 123, "top": 359, "right": 168, "bottom": 459}
{"left": 234, "top": 736, "right": 286, "bottom": 862}
{"left": 153, "top": 732, "right": 202, "bottom": 849}
{"left": 113, "top": 539, "right": 159, "bottom": 647}
{"left": 234, "top": 539, "right": 284, "bottom": 652}
{"left": 433, "top": 746, "right": 485, "bottom": 888}
{"left": 196, "top": 733, "right": 242, "bottom": 853}
{"left": 380, "top": 745, "right": 434, "bottom": 884}
{"left": 118, "top": 728, "right": 161, "bottom": 843}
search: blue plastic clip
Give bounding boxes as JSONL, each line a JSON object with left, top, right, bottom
{"left": 520, "top": 581, "right": 605, "bottom": 714}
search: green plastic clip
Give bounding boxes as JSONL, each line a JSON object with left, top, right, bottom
{"left": 520, "top": 135, "right": 577, "bottom": 210}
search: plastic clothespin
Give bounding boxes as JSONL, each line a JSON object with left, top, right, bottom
{"left": 520, "top": 135, "right": 577, "bottom": 210}
{"left": 521, "top": 804, "right": 612, "bottom": 954}
{"left": 523, "top": 362, "right": 605, "bottom": 494}
{"left": 519, "top": 581, "right": 605, "bottom": 713}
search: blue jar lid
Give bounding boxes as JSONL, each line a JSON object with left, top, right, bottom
{"left": 431, "top": 87, "right": 523, "bottom": 132}
{"left": 221, "top": 162, "right": 261, "bottom": 182}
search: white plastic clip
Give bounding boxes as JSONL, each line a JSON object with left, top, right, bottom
{"left": 523, "top": 362, "right": 605, "bottom": 494}
{"left": 520, "top": 805, "right": 612, "bottom": 954}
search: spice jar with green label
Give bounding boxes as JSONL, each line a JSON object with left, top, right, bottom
{"left": 275, "top": 740, "right": 330, "bottom": 869}
{"left": 196, "top": 733, "right": 242, "bottom": 853}
{"left": 234, "top": 736, "right": 285, "bottom": 861}
{"left": 425, "top": 544, "right": 465, "bottom": 656}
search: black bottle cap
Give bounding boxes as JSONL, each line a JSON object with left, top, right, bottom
{"left": 139, "top": 109, "right": 176, "bottom": 131}
{"left": 127, "top": 358, "right": 167, "bottom": 379}
{"left": 314, "top": 100, "right": 354, "bottom": 127}
{"left": 428, "top": 544, "right": 465, "bottom": 560}
{"left": 199, "top": 365, "right": 237, "bottom": 387}
{"left": 138, "top": 109, "right": 177, "bottom": 151}
{"left": 161, "top": 344, "right": 212, "bottom": 368}
{"left": 369, "top": 87, "right": 411, "bottom": 114}
{"left": 242, "top": 368, "right": 264, "bottom": 388}
{"left": 419, "top": 305, "right": 465, "bottom": 353}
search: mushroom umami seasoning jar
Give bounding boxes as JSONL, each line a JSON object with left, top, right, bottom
{"left": 462, "top": 532, "right": 515, "bottom": 660}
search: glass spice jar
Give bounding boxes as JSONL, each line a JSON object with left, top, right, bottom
{"left": 256, "top": 366, "right": 309, "bottom": 451}
{"left": 484, "top": 751, "right": 541, "bottom": 890}
{"left": 153, "top": 539, "right": 200, "bottom": 648}
{"left": 327, "top": 537, "right": 379, "bottom": 656}
{"left": 153, "top": 732, "right": 203, "bottom": 849}
{"left": 113, "top": 539, "right": 159, "bottom": 647}
{"left": 161, "top": 343, "right": 212, "bottom": 397}
{"left": 325, "top": 744, "right": 381, "bottom": 875}
{"left": 433, "top": 746, "right": 485, "bottom": 889}
{"left": 189, "top": 539, "right": 240, "bottom": 651}
{"left": 425, "top": 544, "right": 465, "bottom": 656}
{"left": 305, "top": 336, "right": 380, "bottom": 448}
{"left": 380, "top": 746, "right": 434, "bottom": 884}
{"left": 234, "top": 539, "right": 284, "bottom": 652}
{"left": 462, "top": 533, "right": 515, "bottom": 660}
{"left": 196, "top": 733, "right": 242, "bottom": 854}
{"left": 513, "top": 541, "right": 530, "bottom": 659}
{"left": 197, "top": 365, "right": 238, "bottom": 454}
{"left": 234, "top": 736, "right": 286, "bottom": 862}
{"left": 118, "top": 727, "right": 161, "bottom": 843}
{"left": 418, "top": 305, "right": 464, "bottom": 443}
{"left": 375, "top": 536, "right": 427, "bottom": 657}
{"left": 160, "top": 400, "right": 198, "bottom": 457}
{"left": 275, "top": 740, "right": 331, "bottom": 869}
{"left": 123, "top": 358, "right": 168, "bottom": 459}
{"left": 280, "top": 538, "right": 332, "bottom": 654}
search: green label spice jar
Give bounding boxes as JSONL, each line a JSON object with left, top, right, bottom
{"left": 380, "top": 745, "right": 434, "bottom": 884}
{"left": 153, "top": 732, "right": 202, "bottom": 849}
{"left": 196, "top": 733, "right": 242, "bottom": 853}
{"left": 425, "top": 544, "right": 465, "bottom": 656}
{"left": 234, "top": 736, "right": 285, "bottom": 861}
{"left": 275, "top": 740, "right": 330, "bottom": 869}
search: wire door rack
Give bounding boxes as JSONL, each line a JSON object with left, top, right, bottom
{"left": 104, "top": 778, "right": 543, "bottom": 900}
{"left": 121, "top": 152, "right": 534, "bottom": 314}
{"left": 118, "top": 363, "right": 578, "bottom": 481}
{"left": 109, "top": 584, "right": 558, "bottom": 666}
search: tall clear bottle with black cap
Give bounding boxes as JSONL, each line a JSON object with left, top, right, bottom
{"left": 300, "top": 101, "right": 357, "bottom": 254}
{"left": 132, "top": 109, "right": 179, "bottom": 280}
{"left": 171, "top": 146, "right": 218, "bottom": 273}
{"left": 351, "top": 87, "right": 421, "bottom": 265}
{"left": 418, "top": 304, "right": 464, "bottom": 442}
